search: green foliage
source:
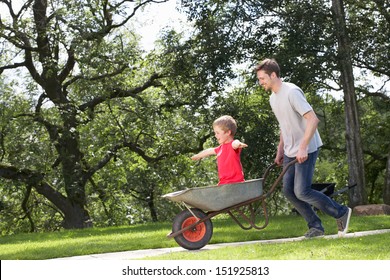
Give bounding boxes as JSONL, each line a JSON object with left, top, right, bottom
{"left": 359, "top": 97, "right": 390, "bottom": 203}
{"left": 346, "top": 0, "right": 390, "bottom": 78}
{"left": 1, "top": 0, "right": 235, "bottom": 231}
{"left": 0, "top": 0, "right": 389, "bottom": 233}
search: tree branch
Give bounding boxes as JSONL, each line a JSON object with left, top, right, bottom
{"left": 85, "top": 139, "right": 168, "bottom": 181}
{"left": 354, "top": 57, "right": 390, "bottom": 77}
{"left": 58, "top": 45, "right": 76, "bottom": 83}
{"left": 357, "top": 85, "right": 390, "bottom": 103}
{"left": 64, "top": 64, "right": 128, "bottom": 90}
{"left": 78, "top": 72, "right": 162, "bottom": 111}
{"left": 0, "top": 62, "right": 26, "bottom": 74}
{"left": 0, "top": 163, "right": 44, "bottom": 183}
{"left": 73, "top": 0, "right": 168, "bottom": 41}
{"left": 110, "top": 0, "right": 169, "bottom": 29}
{"left": 21, "top": 184, "right": 35, "bottom": 232}
{"left": 0, "top": 163, "right": 70, "bottom": 214}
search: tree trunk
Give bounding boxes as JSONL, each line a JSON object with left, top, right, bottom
{"left": 34, "top": 178, "right": 92, "bottom": 229}
{"left": 62, "top": 203, "right": 92, "bottom": 229}
{"left": 0, "top": 164, "right": 92, "bottom": 229}
{"left": 384, "top": 145, "right": 390, "bottom": 205}
{"left": 147, "top": 190, "right": 158, "bottom": 222}
{"left": 331, "top": 0, "right": 367, "bottom": 207}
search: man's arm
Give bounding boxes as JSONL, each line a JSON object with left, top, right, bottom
{"left": 275, "top": 131, "right": 284, "bottom": 165}
{"left": 296, "top": 110, "right": 320, "bottom": 163}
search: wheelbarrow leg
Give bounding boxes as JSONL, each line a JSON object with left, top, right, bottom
{"left": 227, "top": 199, "right": 269, "bottom": 230}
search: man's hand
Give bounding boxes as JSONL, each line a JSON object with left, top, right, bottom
{"left": 274, "top": 153, "right": 284, "bottom": 166}
{"left": 296, "top": 146, "right": 308, "bottom": 163}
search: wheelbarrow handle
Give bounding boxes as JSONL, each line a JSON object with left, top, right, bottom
{"left": 262, "top": 159, "right": 298, "bottom": 198}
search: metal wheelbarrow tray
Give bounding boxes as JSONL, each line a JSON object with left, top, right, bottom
{"left": 163, "top": 160, "right": 297, "bottom": 250}
{"left": 162, "top": 178, "right": 264, "bottom": 212}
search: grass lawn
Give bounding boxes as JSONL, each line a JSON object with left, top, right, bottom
{"left": 147, "top": 232, "right": 390, "bottom": 260}
{"left": 0, "top": 214, "right": 389, "bottom": 260}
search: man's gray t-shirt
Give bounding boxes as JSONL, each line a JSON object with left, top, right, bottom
{"left": 270, "top": 82, "right": 323, "bottom": 157}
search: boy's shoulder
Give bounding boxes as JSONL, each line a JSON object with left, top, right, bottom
{"left": 216, "top": 141, "right": 234, "bottom": 150}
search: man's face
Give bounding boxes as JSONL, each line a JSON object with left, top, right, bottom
{"left": 257, "top": 70, "right": 274, "bottom": 91}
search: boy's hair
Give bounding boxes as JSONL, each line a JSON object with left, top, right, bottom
{"left": 213, "top": 115, "right": 237, "bottom": 135}
{"left": 254, "top": 58, "right": 280, "bottom": 78}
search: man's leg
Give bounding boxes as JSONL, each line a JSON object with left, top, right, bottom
{"left": 293, "top": 150, "right": 346, "bottom": 219}
{"left": 282, "top": 152, "right": 324, "bottom": 232}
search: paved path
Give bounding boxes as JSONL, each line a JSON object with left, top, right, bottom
{"left": 54, "top": 229, "right": 390, "bottom": 260}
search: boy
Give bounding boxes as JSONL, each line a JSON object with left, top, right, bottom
{"left": 191, "top": 115, "right": 248, "bottom": 185}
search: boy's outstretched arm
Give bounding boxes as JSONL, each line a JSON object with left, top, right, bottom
{"left": 191, "top": 148, "right": 216, "bottom": 160}
{"left": 232, "top": 140, "right": 248, "bottom": 150}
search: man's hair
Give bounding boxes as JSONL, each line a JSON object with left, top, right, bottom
{"left": 213, "top": 115, "right": 237, "bottom": 135}
{"left": 254, "top": 58, "right": 281, "bottom": 78}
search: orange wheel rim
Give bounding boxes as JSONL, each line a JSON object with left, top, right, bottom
{"left": 182, "top": 217, "right": 206, "bottom": 242}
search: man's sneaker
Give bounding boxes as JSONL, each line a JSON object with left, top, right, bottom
{"left": 304, "top": 228, "right": 324, "bottom": 238}
{"left": 337, "top": 207, "right": 352, "bottom": 237}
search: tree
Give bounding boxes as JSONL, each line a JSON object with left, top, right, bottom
{"left": 345, "top": 0, "right": 390, "bottom": 204}
{"left": 0, "top": 0, "right": 197, "bottom": 229}
{"left": 385, "top": 147, "right": 390, "bottom": 204}
{"left": 1, "top": 0, "right": 388, "bottom": 233}
{"left": 1, "top": 0, "right": 253, "bottom": 231}
{"left": 331, "top": 0, "right": 367, "bottom": 206}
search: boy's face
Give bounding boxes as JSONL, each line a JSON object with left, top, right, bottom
{"left": 213, "top": 125, "right": 232, "bottom": 145}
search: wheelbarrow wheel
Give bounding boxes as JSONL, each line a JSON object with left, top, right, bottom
{"left": 172, "top": 208, "right": 213, "bottom": 250}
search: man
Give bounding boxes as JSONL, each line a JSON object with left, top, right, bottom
{"left": 255, "top": 58, "right": 351, "bottom": 238}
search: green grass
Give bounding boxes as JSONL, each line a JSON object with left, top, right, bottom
{"left": 0, "top": 214, "right": 389, "bottom": 260}
{"left": 148, "top": 233, "right": 390, "bottom": 260}
{"left": 0, "top": 222, "right": 174, "bottom": 259}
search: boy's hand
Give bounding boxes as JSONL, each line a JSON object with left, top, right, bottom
{"left": 191, "top": 148, "right": 216, "bottom": 160}
{"left": 191, "top": 155, "right": 201, "bottom": 161}
{"left": 232, "top": 140, "right": 248, "bottom": 149}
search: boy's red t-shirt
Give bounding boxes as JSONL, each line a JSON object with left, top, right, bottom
{"left": 214, "top": 142, "right": 245, "bottom": 185}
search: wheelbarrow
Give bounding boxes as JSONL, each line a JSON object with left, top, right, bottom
{"left": 162, "top": 160, "right": 297, "bottom": 250}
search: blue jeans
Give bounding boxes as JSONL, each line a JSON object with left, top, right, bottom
{"left": 283, "top": 150, "right": 347, "bottom": 231}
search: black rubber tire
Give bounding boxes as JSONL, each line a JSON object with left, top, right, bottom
{"left": 172, "top": 208, "right": 213, "bottom": 250}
